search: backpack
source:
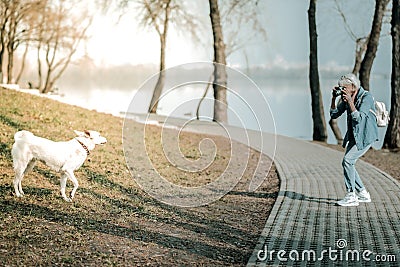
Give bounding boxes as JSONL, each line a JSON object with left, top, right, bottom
{"left": 358, "top": 91, "right": 390, "bottom": 127}
{"left": 370, "top": 101, "right": 390, "bottom": 127}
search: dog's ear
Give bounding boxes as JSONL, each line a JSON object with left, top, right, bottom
{"left": 84, "top": 130, "right": 91, "bottom": 138}
{"left": 74, "top": 130, "right": 91, "bottom": 138}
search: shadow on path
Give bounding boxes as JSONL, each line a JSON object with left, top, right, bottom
{"left": 281, "top": 191, "right": 337, "bottom": 205}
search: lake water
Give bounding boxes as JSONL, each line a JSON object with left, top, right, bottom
{"left": 58, "top": 70, "right": 391, "bottom": 149}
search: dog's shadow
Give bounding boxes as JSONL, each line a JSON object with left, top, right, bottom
{"left": 15, "top": 165, "right": 59, "bottom": 197}
{"left": 0, "top": 184, "right": 52, "bottom": 198}
{"left": 34, "top": 166, "right": 59, "bottom": 184}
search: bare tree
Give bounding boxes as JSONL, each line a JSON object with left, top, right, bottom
{"left": 139, "top": 0, "right": 171, "bottom": 113}
{"left": 0, "top": 0, "right": 89, "bottom": 90}
{"left": 308, "top": 0, "right": 327, "bottom": 142}
{"left": 115, "top": 0, "right": 200, "bottom": 113}
{"left": 384, "top": 0, "right": 400, "bottom": 149}
{"left": 359, "top": 0, "right": 390, "bottom": 91}
{"left": 36, "top": 0, "right": 91, "bottom": 93}
{"left": 0, "top": 0, "right": 40, "bottom": 83}
{"left": 112, "top": 0, "right": 199, "bottom": 113}
{"left": 15, "top": 0, "right": 46, "bottom": 84}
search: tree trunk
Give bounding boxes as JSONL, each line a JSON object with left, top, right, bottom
{"left": 6, "top": 2, "right": 17, "bottom": 85}
{"left": 148, "top": 0, "right": 171, "bottom": 114}
{"left": 209, "top": 0, "right": 228, "bottom": 123}
{"left": 0, "top": 50, "right": 4, "bottom": 83}
{"left": 359, "top": 0, "right": 390, "bottom": 91}
{"left": 0, "top": 37, "right": 5, "bottom": 83}
{"left": 308, "top": 0, "right": 327, "bottom": 142}
{"left": 37, "top": 43, "right": 43, "bottom": 90}
{"left": 352, "top": 37, "right": 369, "bottom": 74}
{"left": 384, "top": 0, "right": 400, "bottom": 149}
{"left": 7, "top": 44, "right": 14, "bottom": 84}
{"left": 329, "top": 109, "right": 343, "bottom": 145}
{"left": 42, "top": 68, "right": 52, "bottom": 93}
{"left": 0, "top": 4, "right": 8, "bottom": 84}
{"left": 15, "top": 42, "right": 30, "bottom": 84}
{"left": 196, "top": 74, "right": 213, "bottom": 120}
{"left": 6, "top": 28, "right": 13, "bottom": 84}
{"left": 148, "top": 35, "right": 166, "bottom": 113}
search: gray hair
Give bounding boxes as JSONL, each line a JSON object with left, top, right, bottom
{"left": 338, "top": 73, "right": 360, "bottom": 89}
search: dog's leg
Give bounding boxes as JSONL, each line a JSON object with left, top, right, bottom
{"left": 66, "top": 170, "right": 79, "bottom": 200}
{"left": 17, "top": 179, "right": 24, "bottom": 197}
{"left": 60, "top": 172, "right": 72, "bottom": 202}
{"left": 17, "top": 159, "right": 36, "bottom": 196}
{"left": 24, "top": 159, "right": 36, "bottom": 174}
{"left": 13, "top": 159, "right": 30, "bottom": 197}
{"left": 13, "top": 169, "right": 24, "bottom": 197}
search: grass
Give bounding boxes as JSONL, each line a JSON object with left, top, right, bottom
{"left": 0, "top": 87, "right": 279, "bottom": 266}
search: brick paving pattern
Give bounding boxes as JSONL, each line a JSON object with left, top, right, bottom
{"left": 246, "top": 135, "right": 400, "bottom": 267}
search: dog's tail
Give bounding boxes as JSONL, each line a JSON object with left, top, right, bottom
{"left": 14, "top": 130, "right": 34, "bottom": 142}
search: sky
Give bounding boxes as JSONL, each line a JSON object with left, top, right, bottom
{"left": 84, "top": 0, "right": 391, "bottom": 76}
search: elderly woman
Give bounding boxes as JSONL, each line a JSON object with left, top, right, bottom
{"left": 330, "top": 73, "right": 378, "bottom": 207}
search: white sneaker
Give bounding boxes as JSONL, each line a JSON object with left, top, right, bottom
{"left": 337, "top": 192, "right": 359, "bottom": 206}
{"left": 356, "top": 190, "right": 371, "bottom": 203}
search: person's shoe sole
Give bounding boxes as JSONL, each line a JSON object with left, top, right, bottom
{"left": 337, "top": 201, "right": 359, "bottom": 207}
{"left": 356, "top": 193, "right": 371, "bottom": 203}
{"left": 357, "top": 198, "right": 371, "bottom": 203}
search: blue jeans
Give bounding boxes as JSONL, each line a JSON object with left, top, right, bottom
{"left": 342, "top": 141, "right": 371, "bottom": 192}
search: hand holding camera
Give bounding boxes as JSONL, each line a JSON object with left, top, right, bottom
{"left": 332, "top": 86, "right": 352, "bottom": 103}
{"left": 332, "top": 86, "right": 345, "bottom": 98}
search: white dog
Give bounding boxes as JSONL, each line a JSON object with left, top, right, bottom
{"left": 11, "top": 130, "right": 107, "bottom": 202}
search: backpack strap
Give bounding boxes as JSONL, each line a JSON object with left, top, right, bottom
{"left": 355, "top": 90, "right": 378, "bottom": 119}
{"left": 355, "top": 90, "right": 367, "bottom": 109}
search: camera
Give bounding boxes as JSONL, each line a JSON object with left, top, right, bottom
{"left": 333, "top": 86, "right": 345, "bottom": 97}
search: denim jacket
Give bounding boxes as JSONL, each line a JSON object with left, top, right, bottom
{"left": 330, "top": 87, "right": 378, "bottom": 150}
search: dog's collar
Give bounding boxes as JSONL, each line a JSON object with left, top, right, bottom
{"left": 75, "top": 138, "right": 90, "bottom": 156}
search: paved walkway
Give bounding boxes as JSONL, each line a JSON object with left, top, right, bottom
{"left": 131, "top": 114, "right": 400, "bottom": 266}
